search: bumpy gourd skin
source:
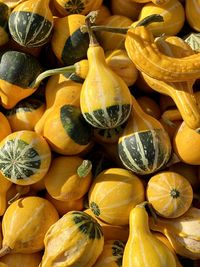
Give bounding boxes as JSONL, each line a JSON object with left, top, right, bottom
{"left": 125, "top": 26, "right": 200, "bottom": 82}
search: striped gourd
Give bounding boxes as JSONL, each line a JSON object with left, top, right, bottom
{"left": 8, "top": 0, "right": 53, "bottom": 47}
{"left": 0, "top": 2, "right": 10, "bottom": 46}
{"left": 80, "top": 18, "right": 132, "bottom": 129}
{"left": 93, "top": 240, "right": 125, "bottom": 267}
{"left": 40, "top": 210, "right": 104, "bottom": 267}
{"left": 0, "top": 130, "right": 51, "bottom": 185}
{"left": 118, "top": 97, "right": 171, "bottom": 175}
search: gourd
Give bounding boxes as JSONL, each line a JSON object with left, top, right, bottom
{"left": 8, "top": 0, "right": 54, "bottom": 47}
{"left": 0, "top": 50, "right": 42, "bottom": 109}
{"left": 122, "top": 202, "right": 177, "bottom": 267}
{"left": 0, "top": 263, "right": 8, "bottom": 267}
{"left": 93, "top": 240, "right": 125, "bottom": 267}
{"left": 44, "top": 156, "right": 92, "bottom": 201}
{"left": 118, "top": 96, "right": 171, "bottom": 175}
{"left": 0, "top": 196, "right": 59, "bottom": 256}
{"left": 0, "top": 252, "right": 42, "bottom": 267}
{"left": 5, "top": 98, "right": 45, "bottom": 132}
{"left": 2, "top": 0, "right": 26, "bottom": 9}
{"left": 137, "top": 96, "right": 161, "bottom": 119}
{"left": 0, "top": 173, "right": 12, "bottom": 216}
{"left": 53, "top": 0, "right": 103, "bottom": 16}
{"left": 51, "top": 14, "right": 89, "bottom": 66}
{"left": 185, "top": 0, "right": 200, "bottom": 32}
{"left": 88, "top": 168, "right": 145, "bottom": 225}
{"left": 95, "top": 5, "right": 111, "bottom": 25}
{"left": 0, "top": 112, "right": 11, "bottom": 142}
{"left": 130, "top": 0, "right": 170, "bottom": 3}
{"left": 80, "top": 15, "right": 132, "bottom": 129}
{"left": 39, "top": 210, "right": 104, "bottom": 267}
{"left": 149, "top": 207, "right": 200, "bottom": 259}
{"left": 111, "top": 0, "right": 142, "bottom": 20}
{"left": 0, "top": 130, "right": 51, "bottom": 185}
{"left": 43, "top": 104, "right": 93, "bottom": 155}
{"left": 0, "top": 2, "right": 10, "bottom": 46}
{"left": 146, "top": 171, "right": 193, "bottom": 218}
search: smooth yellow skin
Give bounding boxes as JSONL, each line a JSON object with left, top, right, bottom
{"left": 186, "top": 0, "right": 200, "bottom": 32}
{"left": 122, "top": 204, "right": 176, "bottom": 267}
{"left": 0, "top": 173, "right": 12, "bottom": 216}
{"left": 0, "top": 112, "right": 11, "bottom": 142}
{"left": 88, "top": 168, "right": 145, "bottom": 225}
{"left": 111, "top": 0, "right": 142, "bottom": 20}
{"left": 1, "top": 196, "right": 59, "bottom": 254}
{"left": 0, "top": 252, "right": 42, "bottom": 267}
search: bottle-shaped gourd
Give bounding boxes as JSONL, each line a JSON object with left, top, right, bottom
{"left": 80, "top": 14, "right": 132, "bottom": 129}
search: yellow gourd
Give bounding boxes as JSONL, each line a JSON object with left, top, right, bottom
{"left": 122, "top": 202, "right": 177, "bottom": 267}
{"left": 44, "top": 156, "right": 92, "bottom": 201}
{"left": 88, "top": 168, "right": 145, "bottom": 225}
{"left": 146, "top": 171, "right": 193, "bottom": 218}
{"left": 0, "top": 196, "right": 59, "bottom": 256}
{"left": 0, "top": 173, "right": 12, "bottom": 216}
{"left": 137, "top": 96, "right": 161, "bottom": 119}
{"left": 0, "top": 112, "right": 11, "bottom": 142}
{"left": 0, "top": 252, "right": 42, "bottom": 267}
{"left": 93, "top": 5, "right": 111, "bottom": 25}
{"left": 0, "top": 263, "right": 8, "bottom": 267}
{"left": 111, "top": 0, "right": 142, "bottom": 20}
{"left": 185, "top": 0, "right": 200, "bottom": 32}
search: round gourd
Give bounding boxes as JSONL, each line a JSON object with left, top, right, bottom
{"left": 111, "top": 0, "right": 142, "bottom": 20}
{"left": 0, "top": 2, "right": 10, "bottom": 46}
{"left": 185, "top": 0, "right": 200, "bottom": 32}
{"left": 44, "top": 156, "right": 92, "bottom": 201}
{"left": 1, "top": 252, "right": 42, "bottom": 267}
{"left": 51, "top": 14, "right": 89, "bottom": 66}
{"left": 0, "top": 196, "right": 59, "bottom": 256}
{"left": 8, "top": 0, "right": 54, "bottom": 47}
{"left": 0, "top": 130, "right": 51, "bottom": 185}
{"left": 88, "top": 168, "right": 145, "bottom": 225}
{"left": 0, "top": 112, "right": 11, "bottom": 142}
{"left": 146, "top": 171, "right": 193, "bottom": 218}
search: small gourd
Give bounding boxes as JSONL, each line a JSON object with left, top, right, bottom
{"left": 122, "top": 202, "right": 177, "bottom": 267}
{"left": 0, "top": 196, "right": 59, "bottom": 256}
{"left": 0, "top": 2, "right": 10, "bottom": 46}
{"left": 118, "top": 96, "right": 171, "bottom": 175}
{"left": 0, "top": 173, "right": 12, "bottom": 216}
{"left": 8, "top": 0, "right": 54, "bottom": 47}
{"left": 88, "top": 168, "right": 145, "bottom": 225}
{"left": 80, "top": 14, "right": 132, "bottom": 129}
{"left": 146, "top": 171, "right": 193, "bottom": 218}
{"left": 0, "top": 252, "right": 42, "bottom": 267}
{"left": 0, "top": 130, "right": 51, "bottom": 185}
{"left": 137, "top": 96, "right": 161, "bottom": 119}
{"left": 44, "top": 156, "right": 92, "bottom": 201}
{"left": 185, "top": 0, "right": 200, "bottom": 32}
{"left": 39, "top": 210, "right": 104, "bottom": 267}
{"left": 0, "top": 112, "right": 11, "bottom": 142}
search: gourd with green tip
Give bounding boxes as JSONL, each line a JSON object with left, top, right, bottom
{"left": 0, "top": 2, "right": 10, "bottom": 46}
{"left": 39, "top": 210, "right": 104, "bottom": 267}
{"left": 8, "top": 0, "right": 54, "bottom": 47}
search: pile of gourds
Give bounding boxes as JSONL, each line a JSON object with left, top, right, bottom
{"left": 0, "top": 0, "right": 200, "bottom": 266}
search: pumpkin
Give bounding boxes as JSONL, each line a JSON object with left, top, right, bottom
{"left": 40, "top": 210, "right": 104, "bottom": 267}
{"left": 122, "top": 202, "right": 177, "bottom": 267}
{"left": 44, "top": 156, "right": 92, "bottom": 201}
{"left": 0, "top": 252, "right": 42, "bottom": 267}
{"left": 0, "top": 2, "right": 10, "bottom": 46}
{"left": 146, "top": 171, "right": 193, "bottom": 218}
{"left": 0, "top": 130, "right": 51, "bottom": 185}
{"left": 8, "top": 0, "right": 54, "bottom": 47}
{"left": 0, "top": 196, "right": 59, "bottom": 256}
{"left": 0, "top": 112, "right": 11, "bottom": 142}
{"left": 88, "top": 168, "right": 145, "bottom": 225}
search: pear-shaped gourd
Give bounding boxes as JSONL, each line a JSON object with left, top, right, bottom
{"left": 122, "top": 202, "right": 177, "bottom": 267}
{"left": 0, "top": 196, "right": 59, "bottom": 256}
{"left": 80, "top": 15, "right": 132, "bottom": 129}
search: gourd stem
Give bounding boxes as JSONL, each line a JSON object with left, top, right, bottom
{"left": 161, "top": 109, "right": 182, "bottom": 128}
{"left": 8, "top": 185, "right": 30, "bottom": 205}
{"left": 85, "top": 11, "right": 99, "bottom": 46}
{"left": 8, "top": 192, "right": 21, "bottom": 205}
{"left": 139, "top": 201, "right": 158, "bottom": 225}
{"left": 29, "top": 65, "right": 76, "bottom": 88}
{"left": 77, "top": 160, "right": 92, "bottom": 178}
{"left": 0, "top": 246, "right": 11, "bottom": 257}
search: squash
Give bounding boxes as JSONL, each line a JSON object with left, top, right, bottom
{"left": 0, "top": 50, "right": 42, "bottom": 109}
{"left": 43, "top": 104, "right": 93, "bottom": 155}
{"left": 118, "top": 96, "right": 171, "bottom": 175}
{"left": 88, "top": 167, "right": 145, "bottom": 225}
{"left": 137, "top": 96, "right": 161, "bottom": 119}
{"left": 122, "top": 202, "right": 177, "bottom": 267}
{"left": 0, "top": 2, "right": 10, "bottom": 46}
{"left": 51, "top": 14, "right": 89, "bottom": 66}
{"left": 111, "top": 0, "right": 142, "bottom": 20}
{"left": 0, "top": 112, "right": 11, "bottom": 142}
{"left": 0, "top": 263, "right": 8, "bottom": 267}
{"left": 185, "top": 0, "right": 200, "bottom": 32}
{"left": 8, "top": 0, "right": 53, "bottom": 47}
{"left": 0, "top": 196, "right": 59, "bottom": 256}
{"left": 0, "top": 130, "right": 51, "bottom": 185}
{"left": 5, "top": 98, "right": 45, "bottom": 132}
{"left": 0, "top": 252, "right": 42, "bottom": 267}
{"left": 1, "top": 0, "right": 26, "bottom": 9}
{"left": 80, "top": 16, "right": 132, "bottom": 129}
{"left": 39, "top": 210, "right": 104, "bottom": 267}
{"left": 53, "top": 0, "right": 103, "bottom": 16}
{"left": 44, "top": 156, "right": 92, "bottom": 201}
{"left": 149, "top": 207, "right": 200, "bottom": 259}
{"left": 0, "top": 173, "right": 12, "bottom": 216}
{"left": 146, "top": 171, "right": 193, "bottom": 218}
{"left": 95, "top": 5, "right": 111, "bottom": 25}
{"left": 93, "top": 240, "right": 125, "bottom": 267}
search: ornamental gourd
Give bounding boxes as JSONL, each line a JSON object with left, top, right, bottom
{"left": 8, "top": 0, "right": 54, "bottom": 47}
{"left": 0, "top": 112, "right": 11, "bottom": 142}
{"left": 0, "top": 130, "right": 51, "bottom": 185}
{"left": 0, "top": 252, "right": 42, "bottom": 267}
{"left": 0, "top": 173, "right": 12, "bottom": 216}
{"left": 0, "top": 2, "right": 10, "bottom": 46}
{"left": 111, "top": 0, "right": 142, "bottom": 20}
{"left": 185, "top": 0, "right": 200, "bottom": 32}
{"left": 39, "top": 210, "right": 104, "bottom": 267}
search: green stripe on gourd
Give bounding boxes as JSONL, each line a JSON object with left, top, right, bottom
{"left": 8, "top": 11, "right": 53, "bottom": 47}
{"left": 112, "top": 240, "right": 125, "bottom": 266}
{"left": 83, "top": 104, "right": 131, "bottom": 129}
{"left": 118, "top": 129, "right": 171, "bottom": 175}
{"left": 72, "top": 211, "right": 103, "bottom": 239}
{"left": 0, "top": 139, "right": 41, "bottom": 180}
{"left": 60, "top": 104, "right": 92, "bottom": 145}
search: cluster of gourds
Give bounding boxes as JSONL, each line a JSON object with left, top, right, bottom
{"left": 0, "top": 0, "right": 200, "bottom": 266}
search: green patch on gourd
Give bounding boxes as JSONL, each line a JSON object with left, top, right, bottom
{"left": 64, "top": 0, "right": 85, "bottom": 14}
{"left": 90, "top": 201, "right": 100, "bottom": 217}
